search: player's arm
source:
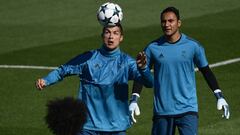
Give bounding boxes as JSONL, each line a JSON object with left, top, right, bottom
{"left": 129, "top": 51, "right": 152, "bottom": 123}
{"left": 135, "top": 51, "right": 153, "bottom": 88}
{"left": 35, "top": 52, "right": 93, "bottom": 91}
{"left": 35, "top": 67, "right": 68, "bottom": 90}
{"left": 35, "top": 64, "right": 83, "bottom": 91}
{"left": 199, "top": 65, "right": 230, "bottom": 119}
{"left": 129, "top": 81, "right": 143, "bottom": 124}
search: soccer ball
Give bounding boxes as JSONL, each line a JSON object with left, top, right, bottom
{"left": 97, "top": 2, "right": 123, "bottom": 26}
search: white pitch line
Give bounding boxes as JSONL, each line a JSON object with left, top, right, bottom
{"left": 0, "top": 65, "right": 57, "bottom": 70}
{"left": 209, "top": 57, "right": 240, "bottom": 68}
{"left": 0, "top": 57, "right": 240, "bottom": 71}
{"left": 194, "top": 57, "right": 240, "bottom": 71}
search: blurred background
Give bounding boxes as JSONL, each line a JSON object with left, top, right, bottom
{"left": 0, "top": 0, "right": 239, "bottom": 134}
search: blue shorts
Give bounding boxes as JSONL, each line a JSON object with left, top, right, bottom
{"left": 151, "top": 114, "right": 198, "bottom": 135}
{"left": 77, "top": 129, "right": 126, "bottom": 135}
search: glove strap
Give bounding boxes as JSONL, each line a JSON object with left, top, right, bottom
{"left": 214, "top": 89, "right": 224, "bottom": 99}
{"left": 130, "top": 93, "right": 140, "bottom": 103}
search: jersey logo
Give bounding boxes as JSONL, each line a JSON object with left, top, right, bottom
{"left": 181, "top": 50, "right": 187, "bottom": 58}
{"left": 158, "top": 53, "right": 164, "bottom": 59}
{"left": 94, "top": 63, "right": 101, "bottom": 69}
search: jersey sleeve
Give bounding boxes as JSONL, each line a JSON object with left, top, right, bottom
{"left": 127, "top": 55, "right": 153, "bottom": 88}
{"left": 193, "top": 43, "right": 208, "bottom": 68}
{"left": 144, "top": 45, "right": 154, "bottom": 69}
{"left": 43, "top": 65, "right": 82, "bottom": 86}
{"left": 43, "top": 51, "right": 94, "bottom": 86}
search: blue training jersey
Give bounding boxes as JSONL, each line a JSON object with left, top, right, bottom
{"left": 43, "top": 46, "right": 153, "bottom": 131}
{"left": 145, "top": 34, "right": 208, "bottom": 116}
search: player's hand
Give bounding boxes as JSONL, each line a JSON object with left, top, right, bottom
{"left": 36, "top": 79, "right": 46, "bottom": 90}
{"left": 214, "top": 89, "right": 230, "bottom": 119}
{"left": 129, "top": 93, "right": 140, "bottom": 124}
{"left": 129, "top": 102, "right": 140, "bottom": 124}
{"left": 217, "top": 98, "right": 230, "bottom": 119}
{"left": 136, "top": 51, "right": 147, "bottom": 69}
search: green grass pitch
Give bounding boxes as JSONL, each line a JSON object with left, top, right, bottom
{"left": 0, "top": 0, "right": 240, "bottom": 134}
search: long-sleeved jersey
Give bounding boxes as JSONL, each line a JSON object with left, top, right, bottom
{"left": 144, "top": 34, "right": 208, "bottom": 116}
{"left": 43, "top": 46, "right": 153, "bottom": 131}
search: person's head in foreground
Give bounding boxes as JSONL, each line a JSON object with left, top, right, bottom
{"left": 45, "top": 97, "right": 87, "bottom": 135}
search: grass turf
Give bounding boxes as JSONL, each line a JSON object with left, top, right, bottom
{"left": 0, "top": 0, "right": 240, "bottom": 135}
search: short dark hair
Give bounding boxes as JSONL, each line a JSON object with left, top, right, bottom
{"left": 45, "top": 97, "right": 87, "bottom": 135}
{"left": 102, "top": 23, "right": 123, "bottom": 36}
{"left": 161, "top": 6, "right": 180, "bottom": 20}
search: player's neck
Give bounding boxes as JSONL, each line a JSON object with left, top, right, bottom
{"left": 100, "top": 45, "right": 120, "bottom": 57}
{"left": 165, "top": 32, "right": 181, "bottom": 43}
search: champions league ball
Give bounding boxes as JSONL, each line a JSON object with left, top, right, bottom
{"left": 97, "top": 2, "right": 123, "bottom": 26}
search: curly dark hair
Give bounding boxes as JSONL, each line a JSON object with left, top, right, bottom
{"left": 45, "top": 97, "right": 87, "bottom": 135}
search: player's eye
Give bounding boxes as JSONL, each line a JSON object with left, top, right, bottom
{"left": 104, "top": 30, "right": 110, "bottom": 35}
{"left": 114, "top": 31, "right": 120, "bottom": 35}
{"left": 168, "top": 19, "right": 175, "bottom": 23}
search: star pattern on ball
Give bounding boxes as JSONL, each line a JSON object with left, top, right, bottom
{"left": 97, "top": 2, "right": 123, "bottom": 26}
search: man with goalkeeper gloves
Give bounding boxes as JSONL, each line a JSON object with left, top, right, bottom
{"left": 36, "top": 23, "right": 153, "bottom": 135}
{"left": 130, "top": 6, "right": 230, "bottom": 135}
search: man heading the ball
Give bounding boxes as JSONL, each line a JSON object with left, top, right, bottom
{"left": 36, "top": 23, "right": 153, "bottom": 135}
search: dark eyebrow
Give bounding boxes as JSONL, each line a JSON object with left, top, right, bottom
{"left": 104, "top": 29, "right": 110, "bottom": 33}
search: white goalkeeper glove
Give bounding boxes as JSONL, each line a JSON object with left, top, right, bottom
{"left": 129, "top": 93, "right": 140, "bottom": 124}
{"left": 214, "top": 89, "right": 230, "bottom": 119}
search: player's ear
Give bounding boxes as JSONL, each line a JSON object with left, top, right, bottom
{"left": 178, "top": 20, "right": 181, "bottom": 27}
{"left": 120, "top": 35, "right": 123, "bottom": 42}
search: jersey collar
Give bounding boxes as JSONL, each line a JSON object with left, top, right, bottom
{"left": 99, "top": 45, "right": 121, "bottom": 57}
